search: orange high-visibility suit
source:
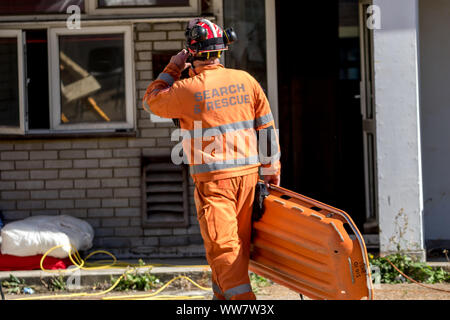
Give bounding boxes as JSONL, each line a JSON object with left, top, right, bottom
{"left": 143, "top": 61, "right": 281, "bottom": 300}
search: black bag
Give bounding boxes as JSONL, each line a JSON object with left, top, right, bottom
{"left": 252, "top": 181, "right": 270, "bottom": 222}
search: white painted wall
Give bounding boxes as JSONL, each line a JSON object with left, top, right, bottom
{"left": 372, "top": 0, "right": 425, "bottom": 259}
{"left": 418, "top": 0, "right": 450, "bottom": 245}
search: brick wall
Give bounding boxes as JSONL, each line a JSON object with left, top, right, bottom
{"left": 0, "top": 21, "right": 205, "bottom": 260}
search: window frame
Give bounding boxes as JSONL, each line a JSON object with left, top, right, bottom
{"left": 48, "top": 25, "right": 135, "bottom": 132}
{"left": 86, "top": 0, "right": 199, "bottom": 17}
{"left": 0, "top": 29, "right": 26, "bottom": 135}
{"left": 0, "top": 0, "right": 200, "bottom": 22}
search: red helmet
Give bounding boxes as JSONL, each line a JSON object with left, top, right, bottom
{"left": 185, "top": 18, "right": 237, "bottom": 58}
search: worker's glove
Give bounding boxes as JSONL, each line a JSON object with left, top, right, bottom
{"left": 170, "top": 49, "right": 191, "bottom": 71}
{"left": 252, "top": 181, "right": 270, "bottom": 222}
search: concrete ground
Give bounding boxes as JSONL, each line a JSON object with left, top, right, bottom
{"left": 3, "top": 283, "right": 450, "bottom": 301}
{"left": 1, "top": 259, "right": 449, "bottom": 300}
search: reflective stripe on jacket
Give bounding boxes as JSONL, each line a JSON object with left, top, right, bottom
{"left": 143, "top": 62, "right": 281, "bottom": 181}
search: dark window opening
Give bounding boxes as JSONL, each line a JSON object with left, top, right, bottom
{"left": 25, "top": 29, "right": 50, "bottom": 130}
{"left": 0, "top": 37, "right": 19, "bottom": 127}
{"left": 152, "top": 51, "right": 190, "bottom": 80}
{"left": 277, "top": 0, "right": 368, "bottom": 232}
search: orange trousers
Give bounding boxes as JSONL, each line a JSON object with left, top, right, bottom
{"left": 194, "top": 172, "right": 259, "bottom": 300}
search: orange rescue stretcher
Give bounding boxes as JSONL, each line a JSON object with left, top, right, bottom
{"left": 249, "top": 183, "right": 374, "bottom": 300}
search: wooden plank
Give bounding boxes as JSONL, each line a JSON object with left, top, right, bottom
{"left": 60, "top": 51, "right": 89, "bottom": 78}
{"left": 60, "top": 75, "right": 101, "bottom": 103}
{"left": 87, "top": 97, "right": 110, "bottom": 122}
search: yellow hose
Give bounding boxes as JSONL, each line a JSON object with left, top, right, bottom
{"left": 13, "top": 244, "right": 212, "bottom": 300}
{"left": 103, "top": 275, "right": 211, "bottom": 300}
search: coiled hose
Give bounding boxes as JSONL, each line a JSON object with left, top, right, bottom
{"left": 13, "top": 244, "right": 212, "bottom": 300}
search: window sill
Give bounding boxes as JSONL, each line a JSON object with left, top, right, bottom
{"left": 1, "top": 130, "right": 137, "bottom": 140}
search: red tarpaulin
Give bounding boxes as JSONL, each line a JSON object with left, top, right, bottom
{"left": 0, "top": 253, "right": 72, "bottom": 271}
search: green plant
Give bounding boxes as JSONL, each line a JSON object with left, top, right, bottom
{"left": 250, "top": 273, "right": 271, "bottom": 288}
{"left": 41, "top": 275, "right": 67, "bottom": 291}
{"left": 111, "top": 265, "right": 160, "bottom": 291}
{"left": 50, "top": 275, "right": 67, "bottom": 291}
{"left": 92, "top": 280, "right": 110, "bottom": 291}
{"left": 369, "top": 253, "right": 450, "bottom": 284}
{"left": 249, "top": 273, "right": 272, "bottom": 295}
{"left": 1, "top": 274, "right": 28, "bottom": 294}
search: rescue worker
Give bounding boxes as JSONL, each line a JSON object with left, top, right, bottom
{"left": 143, "top": 18, "right": 281, "bottom": 300}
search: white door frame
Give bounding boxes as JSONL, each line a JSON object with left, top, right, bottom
{"left": 265, "top": 0, "right": 279, "bottom": 128}
{"left": 359, "top": 0, "right": 379, "bottom": 231}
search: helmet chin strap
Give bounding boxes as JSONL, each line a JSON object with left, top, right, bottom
{"left": 187, "top": 50, "right": 221, "bottom": 63}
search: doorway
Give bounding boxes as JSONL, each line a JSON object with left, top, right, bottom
{"left": 276, "top": 0, "right": 371, "bottom": 232}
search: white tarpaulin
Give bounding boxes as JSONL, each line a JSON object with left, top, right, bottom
{"left": 0, "top": 215, "right": 94, "bottom": 258}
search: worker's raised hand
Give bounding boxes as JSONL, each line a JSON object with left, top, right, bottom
{"left": 170, "top": 49, "right": 191, "bottom": 71}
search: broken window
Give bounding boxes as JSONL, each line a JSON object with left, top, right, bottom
{"left": 58, "top": 34, "right": 126, "bottom": 124}
{"left": 0, "top": 26, "right": 135, "bottom": 136}
{"left": 49, "top": 27, "right": 134, "bottom": 131}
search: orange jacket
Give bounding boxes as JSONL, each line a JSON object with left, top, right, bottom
{"left": 143, "top": 62, "right": 280, "bottom": 181}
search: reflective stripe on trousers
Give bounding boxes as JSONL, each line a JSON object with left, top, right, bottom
{"left": 212, "top": 282, "right": 254, "bottom": 300}
{"left": 212, "top": 282, "right": 225, "bottom": 300}
{"left": 224, "top": 283, "right": 253, "bottom": 300}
